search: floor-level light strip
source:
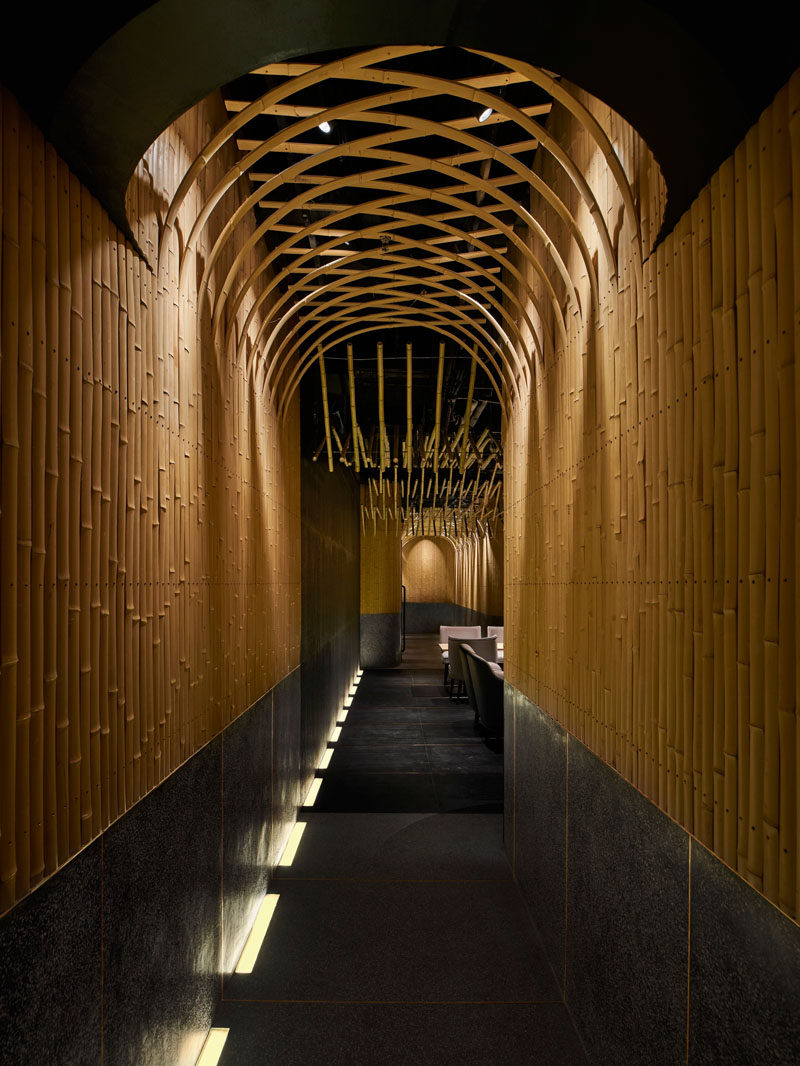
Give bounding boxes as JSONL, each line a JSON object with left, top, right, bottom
{"left": 234, "top": 894, "right": 280, "bottom": 974}
{"left": 338, "top": 707, "right": 349, "bottom": 724}
{"left": 195, "top": 1028, "right": 230, "bottom": 1066}
{"left": 303, "top": 777, "right": 322, "bottom": 807}
{"left": 330, "top": 726, "right": 342, "bottom": 743}
{"left": 278, "top": 821, "right": 307, "bottom": 866}
{"left": 319, "top": 748, "right": 333, "bottom": 770}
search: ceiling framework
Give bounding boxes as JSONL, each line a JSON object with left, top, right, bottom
{"left": 153, "top": 45, "right": 650, "bottom": 539}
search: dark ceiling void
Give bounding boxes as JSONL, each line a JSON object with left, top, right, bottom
{"left": 3, "top": 0, "right": 796, "bottom": 243}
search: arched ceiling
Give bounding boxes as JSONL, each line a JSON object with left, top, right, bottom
{"left": 149, "top": 44, "right": 653, "bottom": 537}
{"left": 3, "top": 0, "right": 797, "bottom": 242}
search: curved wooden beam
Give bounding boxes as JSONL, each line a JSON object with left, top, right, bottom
{"left": 268, "top": 285, "right": 519, "bottom": 410}
{"left": 272, "top": 317, "right": 508, "bottom": 422}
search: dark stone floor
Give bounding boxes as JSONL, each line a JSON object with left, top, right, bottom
{"left": 212, "top": 635, "right": 588, "bottom": 1064}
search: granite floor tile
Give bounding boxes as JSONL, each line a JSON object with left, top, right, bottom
{"left": 213, "top": 1002, "right": 589, "bottom": 1064}
{"left": 311, "top": 771, "right": 440, "bottom": 812}
{"left": 426, "top": 741, "right": 504, "bottom": 773}
{"left": 223, "top": 880, "right": 561, "bottom": 1002}
{"left": 433, "top": 772, "right": 504, "bottom": 812}
{"left": 272, "top": 812, "right": 511, "bottom": 880}
{"left": 324, "top": 744, "right": 431, "bottom": 773}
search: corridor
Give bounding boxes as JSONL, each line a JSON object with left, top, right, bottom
{"left": 212, "top": 636, "right": 586, "bottom": 1063}
{"left": 1, "top": 7, "right": 800, "bottom": 1064}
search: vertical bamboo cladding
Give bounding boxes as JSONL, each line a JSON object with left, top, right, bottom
{"left": 504, "top": 69, "right": 800, "bottom": 922}
{"left": 402, "top": 532, "right": 503, "bottom": 620}
{"left": 0, "top": 87, "right": 302, "bottom": 915}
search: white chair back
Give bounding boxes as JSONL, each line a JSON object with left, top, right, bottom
{"left": 440, "top": 625, "right": 481, "bottom": 642}
{"left": 487, "top": 625, "right": 504, "bottom": 641}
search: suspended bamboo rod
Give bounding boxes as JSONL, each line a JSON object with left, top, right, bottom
{"left": 405, "top": 341, "right": 413, "bottom": 471}
{"left": 459, "top": 349, "right": 477, "bottom": 474}
{"left": 377, "top": 341, "right": 387, "bottom": 471}
{"left": 318, "top": 347, "right": 334, "bottom": 473}
{"left": 346, "top": 342, "right": 360, "bottom": 473}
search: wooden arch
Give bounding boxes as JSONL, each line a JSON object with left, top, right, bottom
{"left": 154, "top": 44, "right": 651, "bottom": 408}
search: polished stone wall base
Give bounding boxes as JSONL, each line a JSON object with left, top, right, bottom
{"left": 404, "top": 601, "right": 502, "bottom": 634}
{"left": 360, "top": 612, "right": 402, "bottom": 667}
{"left": 0, "top": 672, "right": 300, "bottom": 1066}
{"left": 505, "top": 684, "right": 800, "bottom": 1066}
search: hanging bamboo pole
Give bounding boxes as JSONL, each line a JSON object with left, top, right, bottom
{"left": 317, "top": 346, "right": 334, "bottom": 472}
{"left": 377, "top": 340, "right": 387, "bottom": 471}
{"left": 459, "top": 348, "right": 477, "bottom": 474}
{"left": 347, "top": 341, "right": 360, "bottom": 473}
{"left": 405, "top": 341, "right": 413, "bottom": 471}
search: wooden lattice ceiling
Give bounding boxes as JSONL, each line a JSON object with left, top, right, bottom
{"left": 156, "top": 45, "right": 647, "bottom": 537}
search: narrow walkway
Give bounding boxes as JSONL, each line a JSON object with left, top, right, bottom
{"left": 214, "top": 635, "right": 587, "bottom": 1063}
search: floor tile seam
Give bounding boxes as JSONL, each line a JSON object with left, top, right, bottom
{"left": 218, "top": 998, "right": 566, "bottom": 1006}
{"left": 337, "top": 741, "right": 493, "bottom": 747}
{"left": 271, "top": 876, "right": 514, "bottom": 883}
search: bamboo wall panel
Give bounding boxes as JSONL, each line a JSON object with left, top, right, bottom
{"left": 453, "top": 525, "right": 504, "bottom": 620}
{"left": 0, "top": 88, "right": 301, "bottom": 915}
{"left": 402, "top": 536, "right": 455, "bottom": 603}
{"left": 360, "top": 485, "right": 401, "bottom": 615}
{"left": 504, "top": 70, "right": 800, "bottom": 920}
{"left": 401, "top": 532, "right": 503, "bottom": 617}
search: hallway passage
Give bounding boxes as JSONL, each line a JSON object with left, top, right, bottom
{"left": 212, "top": 636, "right": 588, "bottom": 1063}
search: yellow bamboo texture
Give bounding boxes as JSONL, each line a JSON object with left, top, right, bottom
{"left": 0, "top": 87, "right": 302, "bottom": 915}
{"left": 503, "top": 70, "right": 800, "bottom": 924}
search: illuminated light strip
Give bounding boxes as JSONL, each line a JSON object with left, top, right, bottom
{"left": 235, "top": 895, "right": 280, "bottom": 974}
{"left": 303, "top": 778, "right": 322, "bottom": 807}
{"left": 338, "top": 707, "right": 349, "bottom": 724}
{"left": 278, "top": 821, "right": 307, "bottom": 866}
{"left": 344, "top": 697, "right": 353, "bottom": 708}
{"left": 196, "top": 1028, "right": 230, "bottom": 1066}
{"left": 319, "top": 749, "right": 333, "bottom": 770}
{"left": 331, "top": 726, "right": 342, "bottom": 743}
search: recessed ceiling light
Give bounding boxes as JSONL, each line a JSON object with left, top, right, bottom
{"left": 478, "top": 108, "right": 493, "bottom": 123}
{"left": 318, "top": 120, "right": 332, "bottom": 133}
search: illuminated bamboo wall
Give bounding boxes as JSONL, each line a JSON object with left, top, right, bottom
{"left": 402, "top": 537, "right": 455, "bottom": 603}
{"left": 454, "top": 527, "right": 504, "bottom": 620}
{"left": 403, "top": 532, "right": 503, "bottom": 621}
{"left": 360, "top": 486, "right": 401, "bottom": 616}
{"left": 0, "top": 87, "right": 301, "bottom": 915}
{"left": 505, "top": 71, "right": 800, "bottom": 919}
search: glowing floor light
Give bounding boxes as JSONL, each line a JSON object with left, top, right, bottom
{"left": 303, "top": 778, "right": 322, "bottom": 807}
{"left": 195, "top": 1028, "right": 229, "bottom": 1066}
{"left": 278, "top": 821, "right": 307, "bottom": 866}
{"left": 319, "top": 748, "right": 333, "bottom": 770}
{"left": 338, "top": 707, "right": 349, "bottom": 724}
{"left": 235, "top": 894, "right": 280, "bottom": 974}
{"left": 330, "top": 726, "right": 342, "bottom": 743}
